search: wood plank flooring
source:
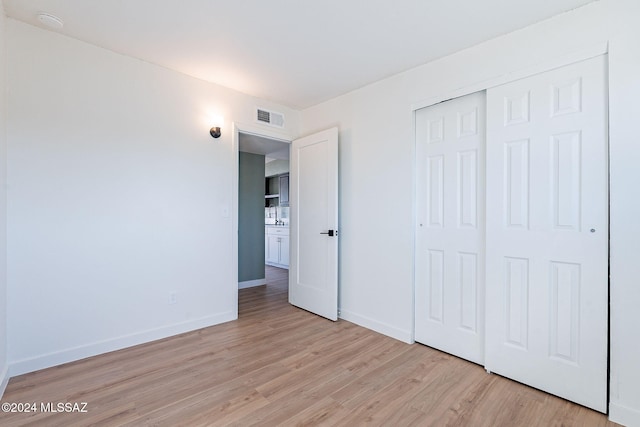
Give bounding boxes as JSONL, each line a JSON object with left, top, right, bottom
{"left": 0, "top": 266, "right": 618, "bottom": 426}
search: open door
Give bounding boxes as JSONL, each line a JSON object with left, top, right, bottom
{"left": 289, "top": 127, "right": 339, "bottom": 320}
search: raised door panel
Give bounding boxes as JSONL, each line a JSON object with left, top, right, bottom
{"left": 426, "top": 156, "right": 444, "bottom": 228}
{"left": 458, "top": 150, "right": 478, "bottom": 229}
{"left": 504, "top": 257, "right": 529, "bottom": 349}
{"left": 458, "top": 252, "right": 478, "bottom": 332}
{"left": 504, "top": 140, "right": 529, "bottom": 229}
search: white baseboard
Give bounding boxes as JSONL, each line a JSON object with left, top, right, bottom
{"left": 0, "top": 364, "right": 9, "bottom": 399}
{"left": 610, "top": 401, "right": 640, "bottom": 427}
{"left": 9, "top": 311, "right": 236, "bottom": 377}
{"left": 238, "top": 278, "right": 266, "bottom": 289}
{"left": 339, "top": 309, "right": 412, "bottom": 344}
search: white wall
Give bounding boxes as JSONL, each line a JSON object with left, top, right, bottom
{"left": 301, "top": 1, "right": 640, "bottom": 424}
{"left": 302, "top": 1, "right": 608, "bottom": 343}
{"left": 0, "top": 4, "right": 9, "bottom": 397}
{"left": 6, "top": 20, "right": 299, "bottom": 375}
{"left": 607, "top": 0, "right": 640, "bottom": 424}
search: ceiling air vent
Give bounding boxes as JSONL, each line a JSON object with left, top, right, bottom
{"left": 256, "top": 108, "right": 285, "bottom": 128}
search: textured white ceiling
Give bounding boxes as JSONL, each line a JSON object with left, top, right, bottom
{"left": 3, "top": 0, "right": 597, "bottom": 109}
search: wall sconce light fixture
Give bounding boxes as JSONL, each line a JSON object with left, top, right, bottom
{"left": 210, "top": 126, "right": 221, "bottom": 138}
{"left": 209, "top": 115, "right": 223, "bottom": 139}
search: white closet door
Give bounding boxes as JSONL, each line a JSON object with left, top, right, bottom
{"left": 485, "top": 56, "right": 608, "bottom": 412}
{"left": 415, "top": 92, "right": 485, "bottom": 364}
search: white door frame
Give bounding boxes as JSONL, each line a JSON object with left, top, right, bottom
{"left": 232, "top": 122, "right": 294, "bottom": 318}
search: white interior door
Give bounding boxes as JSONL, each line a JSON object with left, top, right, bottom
{"left": 289, "top": 127, "right": 339, "bottom": 321}
{"left": 415, "top": 92, "right": 485, "bottom": 364}
{"left": 485, "top": 56, "right": 608, "bottom": 412}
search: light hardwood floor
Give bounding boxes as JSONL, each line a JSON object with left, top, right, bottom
{"left": 0, "top": 266, "right": 618, "bottom": 426}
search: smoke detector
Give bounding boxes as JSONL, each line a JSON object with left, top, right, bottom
{"left": 37, "top": 13, "right": 64, "bottom": 30}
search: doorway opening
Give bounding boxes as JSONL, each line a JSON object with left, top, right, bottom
{"left": 237, "top": 130, "right": 291, "bottom": 313}
{"left": 234, "top": 125, "right": 340, "bottom": 322}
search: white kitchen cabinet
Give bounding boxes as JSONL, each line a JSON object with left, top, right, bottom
{"left": 265, "top": 226, "right": 289, "bottom": 268}
{"left": 266, "top": 234, "right": 280, "bottom": 264}
{"left": 279, "top": 233, "right": 289, "bottom": 266}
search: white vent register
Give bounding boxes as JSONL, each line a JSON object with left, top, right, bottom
{"left": 256, "top": 108, "right": 285, "bottom": 128}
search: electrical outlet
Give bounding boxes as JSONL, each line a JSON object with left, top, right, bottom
{"left": 169, "top": 292, "right": 177, "bottom": 305}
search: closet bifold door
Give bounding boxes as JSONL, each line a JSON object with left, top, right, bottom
{"left": 484, "top": 55, "right": 608, "bottom": 412}
{"left": 415, "top": 91, "right": 486, "bottom": 365}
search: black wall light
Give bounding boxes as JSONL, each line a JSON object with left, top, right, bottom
{"left": 210, "top": 126, "right": 221, "bottom": 138}
{"left": 209, "top": 115, "right": 223, "bottom": 139}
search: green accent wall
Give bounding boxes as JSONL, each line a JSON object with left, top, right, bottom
{"left": 238, "top": 152, "right": 265, "bottom": 283}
